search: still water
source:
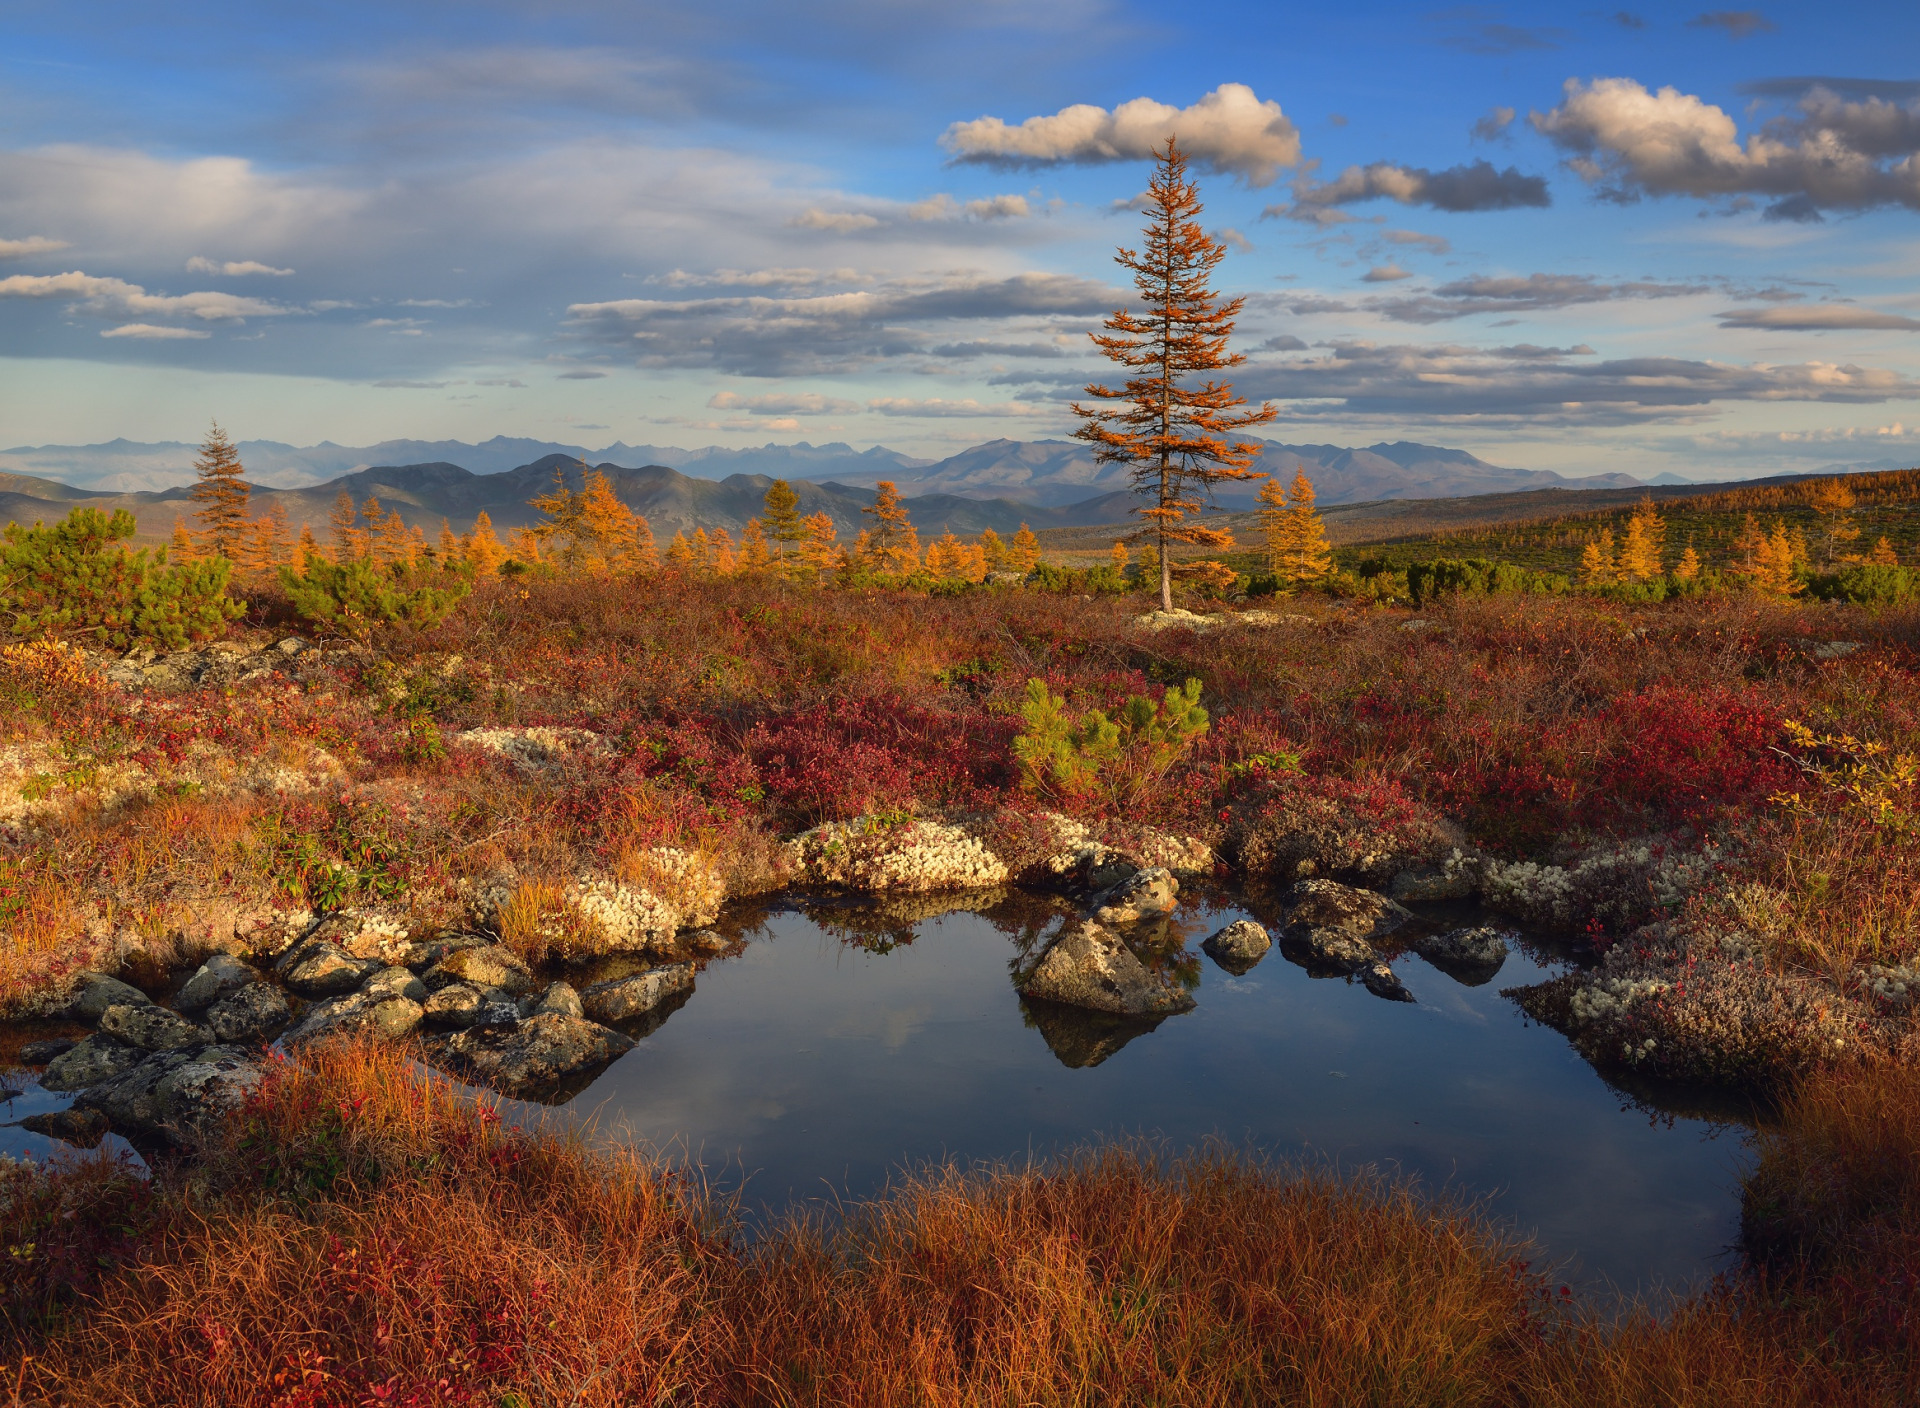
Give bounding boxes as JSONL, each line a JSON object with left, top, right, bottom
{"left": 571, "top": 892, "right": 1752, "bottom": 1294}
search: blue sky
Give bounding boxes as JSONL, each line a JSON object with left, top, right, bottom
{"left": 2, "top": 0, "right": 1918, "bottom": 478}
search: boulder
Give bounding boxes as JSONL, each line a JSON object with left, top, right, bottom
{"left": 360, "top": 966, "right": 429, "bottom": 1003}
{"left": 63, "top": 973, "right": 151, "bottom": 1020}
{"left": 74, "top": 1045, "right": 261, "bottom": 1142}
{"left": 39, "top": 1036, "right": 145, "bottom": 1092}
{"left": 21, "top": 1107, "right": 110, "bottom": 1148}
{"left": 203, "top": 983, "right": 292, "bottom": 1044}
{"left": 423, "top": 944, "right": 535, "bottom": 996}
{"left": 423, "top": 983, "right": 484, "bottom": 1028}
{"left": 19, "top": 1038, "right": 75, "bottom": 1065}
{"left": 1017, "top": 920, "right": 1196, "bottom": 1018}
{"left": 1410, "top": 926, "right": 1511, "bottom": 985}
{"left": 438, "top": 1013, "right": 635, "bottom": 1098}
{"left": 1279, "top": 880, "right": 1416, "bottom": 974}
{"left": 280, "top": 941, "right": 384, "bottom": 997}
{"left": 1091, "top": 867, "right": 1178, "bottom": 925}
{"left": 176, "top": 954, "right": 258, "bottom": 1014}
{"left": 283, "top": 989, "right": 423, "bottom": 1045}
{"left": 99, "top": 1003, "right": 208, "bottom": 1052}
{"left": 581, "top": 965, "right": 693, "bottom": 1024}
{"left": 1360, "top": 961, "right": 1415, "bottom": 1003}
{"left": 530, "top": 981, "right": 584, "bottom": 1020}
{"left": 1201, "top": 920, "right": 1271, "bottom": 974}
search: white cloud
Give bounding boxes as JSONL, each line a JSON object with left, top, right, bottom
{"left": 1277, "top": 160, "right": 1550, "bottom": 218}
{"left": 1532, "top": 77, "right": 1920, "bottom": 218}
{"left": 186, "top": 256, "right": 294, "bottom": 276}
{"left": 789, "top": 209, "right": 882, "bottom": 232}
{"left": 1361, "top": 264, "right": 1412, "bottom": 283}
{"left": 1212, "top": 226, "right": 1253, "bottom": 252}
{"left": 100, "top": 323, "right": 210, "bottom": 339}
{"left": 0, "top": 235, "right": 67, "bottom": 259}
{"left": 0, "top": 269, "right": 296, "bottom": 320}
{"left": 866, "top": 396, "right": 1043, "bottom": 417}
{"left": 708, "top": 390, "right": 860, "bottom": 414}
{"left": 942, "top": 83, "right": 1302, "bottom": 186}
{"left": 905, "top": 193, "right": 1031, "bottom": 221}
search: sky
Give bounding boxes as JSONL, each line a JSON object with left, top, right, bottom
{"left": 2, "top": 0, "right": 1919, "bottom": 479}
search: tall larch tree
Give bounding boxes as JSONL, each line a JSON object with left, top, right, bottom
{"left": 329, "top": 491, "right": 364, "bottom": 562}
{"left": 1276, "top": 470, "right": 1332, "bottom": 584}
{"left": 1256, "top": 475, "right": 1289, "bottom": 575}
{"left": 465, "top": 511, "right": 507, "bottom": 576}
{"left": 1008, "top": 523, "right": 1041, "bottom": 574}
{"left": 862, "top": 481, "right": 920, "bottom": 574}
{"left": 1072, "top": 139, "right": 1275, "bottom": 612}
{"left": 190, "top": 421, "right": 252, "bottom": 560}
{"left": 800, "top": 512, "right": 838, "bottom": 575}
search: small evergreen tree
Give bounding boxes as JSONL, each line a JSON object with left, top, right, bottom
{"left": 279, "top": 557, "right": 470, "bottom": 641}
{"left": 800, "top": 512, "right": 838, "bottom": 575}
{"left": 979, "top": 528, "right": 1008, "bottom": 571}
{"left": 190, "top": 422, "right": 252, "bottom": 560}
{"left": 329, "top": 490, "right": 365, "bottom": 562}
{"left": 1256, "top": 474, "right": 1288, "bottom": 575}
{"left": 1008, "top": 523, "right": 1041, "bottom": 574}
{"left": 763, "top": 479, "right": 804, "bottom": 564}
{"left": 1275, "top": 470, "right": 1332, "bottom": 584}
{"left": 862, "top": 481, "right": 920, "bottom": 574}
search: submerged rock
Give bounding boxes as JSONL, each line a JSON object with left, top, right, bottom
{"left": 1201, "top": 920, "right": 1271, "bottom": 974}
{"left": 40, "top": 1035, "right": 145, "bottom": 1092}
{"left": 175, "top": 954, "right": 258, "bottom": 1014}
{"left": 1412, "top": 926, "right": 1511, "bottom": 984}
{"left": 21, "top": 1107, "right": 110, "bottom": 1148}
{"left": 1090, "top": 867, "right": 1178, "bottom": 926}
{"left": 1360, "top": 961, "right": 1415, "bottom": 1003}
{"left": 74, "top": 1045, "right": 261, "bottom": 1142}
{"left": 63, "top": 973, "right": 151, "bottom": 1020}
{"left": 203, "top": 983, "right": 291, "bottom": 1044}
{"left": 99, "top": 1003, "right": 207, "bottom": 1053}
{"left": 437, "top": 1013, "right": 635, "bottom": 1098}
{"left": 1279, "top": 880, "right": 1416, "bottom": 974}
{"left": 581, "top": 965, "right": 693, "bottom": 1024}
{"left": 1017, "top": 919, "right": 1196, "bottom": 1018}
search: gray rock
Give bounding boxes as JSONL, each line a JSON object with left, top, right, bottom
{"left": 39, "top": 1036, "right": 145, "bottom": 1092}
{"left": 63, "top": 973, "right": 151, "bottom": 1020}
{"left": 203, "top": 983, "right": 291, "bottom": 1043}
{"left": 1090, "top": 867, "right": 1178, "bottom": 925}
{"left": 422, "top": 944, "right": 535, "bottom": 996}
{"left": 21, "top": 1107, "right": 110, "bottom": 1148}
{"left": 74, "top": 1045, "right": 261, "bottom": 1142}
{"left": 19, "top": 1038, "right": 75, "bottom": 1065}
{"left": 1411, "top": 926, "right": 1511, "bottom": 984}
{"left": 99, "top": 1003, "right": 208, "bottom": 1052}
{"left": 1280, "top": 880, "right": 1416, "bottom": 974}
{"left": 1360, "top": 960, "right": 1415, "bottom": 1003}
{"left": 422, "top": 984, "right": 484, "bottom": 1028}
{"left": 1017, "top": 919, "right": 1196, "bottom": 1018}
{"left": 438, "top": 1013, "right": 634, "bottom": 1097}
{"left": 475, "top": 1000, "right": 522, "bottom": 1028}
{"left": 1201, "top": 920, "right": 1271, "bottom": 974}
{"left": 284, "top": 989, "right": 423, "bottom": 1045}
{"left": 360, "top": 966, "right": 428, "bottom": 1003}
{"left": 281, "top": 942, "right": 383, "bottom": 997}
{"left": 580, "top": 965, "right": 693, "bottom": 1024}
{"left": 175, "top": 954, "right": 258, "bottom": 1013}
{"left": 531, "top": 981, "right": 584, "bottom": 1019}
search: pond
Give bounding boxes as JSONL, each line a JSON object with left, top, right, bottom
{"left": 2, "top": 887, "right": 1754, "bottom": 1295}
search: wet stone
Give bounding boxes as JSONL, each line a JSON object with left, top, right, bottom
{"left": 22, "top": 1107, "right": 111, "bottom": 1148}
{"left": 19, "top": 1038, "right": 75, "bottom": 1065}
{"left": 176, "top": 954, "right": 258, "bottom": 1014}
{"left": 40, "top": 1035, "right": 146, "bottom": 1092}
{"left": 1201, "top": 920, "right": 1271, "bottom": 974}
{"left": 1090, "top": 867, "right": 1179, "bottom": 925}
{"left": 99, "top": 1003, "right": 208, "bottom": 1053}
{"left": 63, "top": 973, "right": 151, "bottom": 1021}
{"left": 1018, "top": 919, "right": 1195, "bottom": 1018}
{"left": 581, "top": 965, "right": 693, "bottom": 1024}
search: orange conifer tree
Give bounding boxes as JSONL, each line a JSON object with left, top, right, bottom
{"left": 190, "top": 421, "right": 252, "bottom": 560}
{"left": 1073, "top": 139, "right": 1275, "bottom": 611}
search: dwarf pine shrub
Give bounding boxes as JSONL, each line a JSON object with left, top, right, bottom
{"left": 279, "top": 557, "right": 471, "bottom": 639}
{"left": 1013, "top": 677, "right": 1209, "bottom": 798}
{"left": 0, "top": 506, "right": 242, "bottom": 650}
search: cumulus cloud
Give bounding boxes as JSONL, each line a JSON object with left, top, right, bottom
{"left": 0, "top": 269, "right": 297, "bottom": 321}
{"left": 186, "top": 256, "right": 294, "bottom": 276}
{"left": 1718, "top": 305, "right": 1920, "bottom": 331}
{"left": 905, "top": 193, "right": 1031, "bottom": 220}
{"left": 1240, "top": 338, "right": 1920, "bottom": 427}
{"left": 1213, "top": 227, "right": 1253, "bottom": 252}
{"left": 566, "top": 270, "right": 1116, "bottom": 376}
{"left": 941, "top": 83, "right": 1302, "bottom": 186}
{"left": 100, "top": 323, "right": 210, "bottom": 339}
{"left": 1686, "top": 10, "right": 1776, "bottom": 39}
{"left": 1471, "top": 106, "right": 1517, "bottom": 142}
{"left": 1367, "top": 272, "right": 1710, "bottom": 323}
{"left": 1532, "top": 77, "right": 1920, "bottom": 217}
{"left": 1275, "top": 160, "right": 1550, "bottom": 220}
{"left": 1361, "top": 264, "right": 1413, "bottom": 283}
{"left": 708, "top": 390, "right": 860, "bottom": 415}
{"left": 0, "top": 235, "right": 67, "bottom": 259}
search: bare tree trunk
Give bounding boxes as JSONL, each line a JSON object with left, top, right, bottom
{"left": 1159, "top": 522, "right": 1172, "bottom": 612}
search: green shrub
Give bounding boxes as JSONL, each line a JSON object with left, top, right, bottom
{"left": 1803, "top": 563, "right": 1920, "bottom": 606}
{"left": 1012, "top": 677, "right": 1209, "bottom": 797}
{"left": 279, "top": 558, "right": 471, "bottom": 640}
{"left": 0, "top": 506, "right": 242, "bottom": 650}
{"left": 1406, "top": 557, "right": 1570, "bottom": 607}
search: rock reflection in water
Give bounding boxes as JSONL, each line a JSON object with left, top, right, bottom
{"left": 1018, "top": 997, "right": 1168, "bottom": 1068}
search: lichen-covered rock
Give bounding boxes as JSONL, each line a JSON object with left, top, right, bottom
{"left": 789, "top": 817, "right": 1009, "bottom": 892}
{"left": 62, "top": 973, "right": 151, "bottom": 1020}
{"left": 1201, "top": 920, "right": 1271, "bottom": 974}
{"left": 531, "top": 981, "right": 584, "bottom": 1020}
{"left": 1360, "top": 961, "right": 1415, "bottom": 1003}
{"left": 423, "top": 984, "right": 484, "bottom": 1028}
{"left": 99, "top": 1003, "right": 207, "bottom": 1052}
{"left": 74, "top": 1045, "right": 261, "bottom": 1142}
{"left": 423, "top": 944, "right": 535, "bottom": 996}
{"left": 1091, "top": 867, "right": 1178, "bottom": 925}
{"left": 360, "top": 966, "right": 428, "bottom": 1004}
{"left": 40, "top": 1035, "right": 145, "bottom": 1092}
{"left": 1133, "top": 608, "right": 1222, "bottom": 632}
{"left": 1285, "top": 880, "right": 1414, "bottom": 943}
{"left": 284, "top": 988, "right": 424, "bottom": 1045}
{"left": 1017, "top": 920, "right": 1196, "bottom": 1018}
{"left": 1228, "top": 783, "right": 1459, "bottom": 888}
{"left": 581, "top": 965, "right": 694, "bottom": 1024}
{"left": 437, "top": 1013, "right": 634, "bottom": 1097}
{"left": 1023, "top": 813, "right": 1214, "bottom": 889}
{"left": 175, "top": 954, "right": 258, "bottom": 1013}
{"left": 18, "top": 1039, "right": 74, "bottom": 1066}
{"left": 203, "top": 983, "right": 291, "bottom": 1044}
{"left": 279, "top": 941, "right": 383, "bottom": 997}
{"left": 1412, "top": 926, "right": 1511, "bottom": 980}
